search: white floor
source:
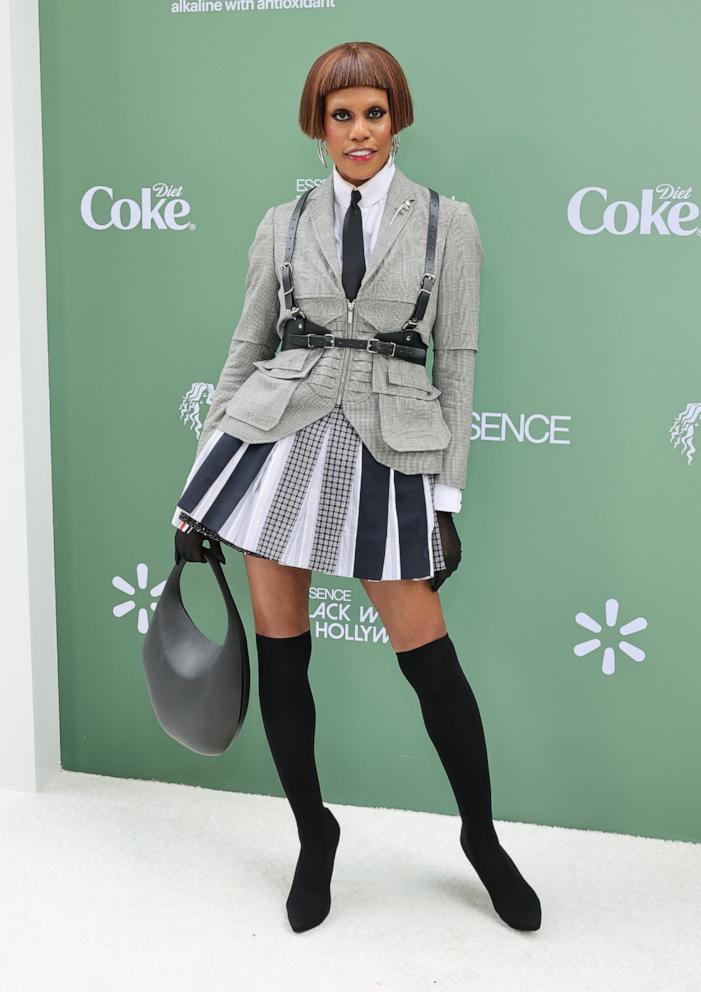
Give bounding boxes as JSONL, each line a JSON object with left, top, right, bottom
{"left": 0, "top": 771, "right": 698, "bottom": 992}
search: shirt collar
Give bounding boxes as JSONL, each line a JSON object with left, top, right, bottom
{"left": 332, "top": 153, "right": 396, "bottom": 210}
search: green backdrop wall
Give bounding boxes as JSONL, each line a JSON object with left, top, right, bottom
{"left": 39, "top": 0, "right": 701, "bottom": 842}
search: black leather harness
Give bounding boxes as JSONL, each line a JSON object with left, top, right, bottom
{"left": 279, "top": 185, "right": 440, "bottom": 367}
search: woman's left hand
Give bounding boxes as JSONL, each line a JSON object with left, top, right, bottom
{"left": 430, "top": 510, "right": 462, "bottom": 591}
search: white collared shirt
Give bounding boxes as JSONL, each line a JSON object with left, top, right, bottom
{"left": 331, "top": 157, "right": 462, "bottom": 513}
{"left": 332, "top": 154, "right": 396, "bottom": 267}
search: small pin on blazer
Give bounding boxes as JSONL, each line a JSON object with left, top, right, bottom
{"left": 389, "top": 199, "right": 413, "bottom": 225}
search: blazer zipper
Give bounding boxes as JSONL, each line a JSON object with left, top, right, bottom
{"left": 335, "top": 298, "right": 355, "bottom": 405}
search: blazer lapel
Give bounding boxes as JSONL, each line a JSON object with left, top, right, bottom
{"left": 309, "top": 177, "right": 343, "bottom": 293}
{"left": 359, "top": 165, "right": 417, "bottom": 296}
{"left": 308, "top": 163, "right": 418, "bottom": 299}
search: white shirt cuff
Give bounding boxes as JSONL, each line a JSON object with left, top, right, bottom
{"left": 433, "top": 483, "right": 462, "bottom": 513}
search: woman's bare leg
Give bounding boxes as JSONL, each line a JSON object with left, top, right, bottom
{"left": 243, "top": 553, "right": 312, "bottom": 636}
{"left": 359, "top": 576, "right": 448, "bottom": 651}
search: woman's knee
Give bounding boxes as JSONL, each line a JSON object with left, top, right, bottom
{"left": 388, "top": 622, "right": 449, "bottom": 653}
{"left": 359, "top": 577, "right": 448, "bottom": 652}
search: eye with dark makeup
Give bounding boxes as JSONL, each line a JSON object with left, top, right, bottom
{"left": 330, "top": 107, "right": 387, "bottom": 122}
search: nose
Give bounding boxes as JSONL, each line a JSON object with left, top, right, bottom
{"left": 349, "top": 117, "right": 371, "bottom": 140}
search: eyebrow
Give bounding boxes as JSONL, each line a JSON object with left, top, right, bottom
{"left": 328, "top": 102, "right": 387, "bottom": 111}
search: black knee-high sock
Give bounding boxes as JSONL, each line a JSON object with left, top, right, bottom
{"left": 256, "top": 629, "right": 340, "bottom": 932}
{"left": 396, "top": 632, "right": 541, "bottom": 931}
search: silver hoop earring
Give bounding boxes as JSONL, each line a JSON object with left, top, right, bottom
{"left": 390, "top": 133, "right": 400, "bottom": 162}
{"left": 316, "top": 139, "right": 328, "bottom": 167}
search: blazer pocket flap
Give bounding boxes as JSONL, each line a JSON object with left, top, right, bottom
{"left": 253, "top": 347, "right": 323, "bottom": 378}
{"left": 386, "top": 358, "right": 438, "bottom": 394}
{"left": 372, "top": 356, "right": 441, "bottom": 398}
{"left": 291, "top": 291, "right": 347, "bottom": 326}
{"left": 377, "top": 394, "right": 451, "bottom": 451}
{"left": 358, "top": 297, "right": 421, "bottom": 336}
{"left": 224, "top": 349, "right": 323, "bottom": 431}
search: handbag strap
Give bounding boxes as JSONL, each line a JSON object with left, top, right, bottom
{"left": 281, "top": 182, "right": 440, "bottom": 330}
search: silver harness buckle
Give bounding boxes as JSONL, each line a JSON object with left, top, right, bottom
{"left": 367, "top": 338, "right": 397, "bottom": 356}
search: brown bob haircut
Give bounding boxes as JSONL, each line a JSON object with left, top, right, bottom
{"left": 299, "top": 41, "right": 414, "bottom": 140}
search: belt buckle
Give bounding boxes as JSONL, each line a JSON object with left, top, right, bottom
{"left": 306, "top": 333, "right": 333, "bottom": 348}
{"left": 367, "top": 338, "right": 396, "bottom": 357}
{"left": 323, "top": 333, "right": 335, "bottom": 347}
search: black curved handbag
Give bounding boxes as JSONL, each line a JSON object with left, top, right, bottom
{"left": 142, "top": 546, "right": 250, "bottom": 756}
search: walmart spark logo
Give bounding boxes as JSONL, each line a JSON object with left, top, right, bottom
{"left": 573, "top": 598, "right": 648, "bottom": 676}
{"left": 112, "top": 563, "right": 166, "bottom": 634}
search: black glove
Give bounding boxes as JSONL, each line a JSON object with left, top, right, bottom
{"left": 174, "top": 527, "right": 226, "bottom": 566}
{"left": 429, "top": 510, "right": 462, "bottom": 592}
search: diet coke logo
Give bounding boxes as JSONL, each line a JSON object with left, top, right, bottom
{"left": 567, "top": 185, "right": 700, "bottom": 236}
{"left": 81, "top": 182, "right": 195, "bottom": 231}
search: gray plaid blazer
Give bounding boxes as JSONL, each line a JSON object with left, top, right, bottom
{"left": 195, "top": 163, "right": 483, "bottom": 492}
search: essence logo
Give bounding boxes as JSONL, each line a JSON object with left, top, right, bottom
{"left": 670, "top": 402, "right": 701, "bottom": 465}
{"left": 81, "top": 182, "right": 195, "bottom": 231}
{"left": 180, "top": 382, "right": 214, "bottom": 438}
{"left": 567, "top": 184, "right": 700, "bottom": 236}
{"left": 309, "top": 587, "right": 389, "bottom": 643}
{"left": 473, "top": 412, "right": 571, "bottom": 444}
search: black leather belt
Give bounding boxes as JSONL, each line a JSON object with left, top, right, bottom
{"left": 281, "top": 317, "right": 428, "bottom": 365}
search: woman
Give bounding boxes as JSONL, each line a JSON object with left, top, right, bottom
{"left": 172, "top": 42, "right": 541, "bottom": 934}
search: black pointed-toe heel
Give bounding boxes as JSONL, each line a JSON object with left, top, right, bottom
{"left": 286, "top": 807, "right": 341, "bottom": 933}
{"left": 460, "top": 825, "right": 542, "bottom": 931}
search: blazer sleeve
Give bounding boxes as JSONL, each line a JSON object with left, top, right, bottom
{"left": 194, "top": 205, "right": 280, "bottom": 458}
{"left": 431, "top": 199, "right": 483, "bottom": 494}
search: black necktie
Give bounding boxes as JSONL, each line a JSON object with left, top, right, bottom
{"left": 342, "top": 188, "right": 365, "bottom": 301}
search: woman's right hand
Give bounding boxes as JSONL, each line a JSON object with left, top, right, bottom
{"left": 174, "top": 528, "right": 226, "bottom": 565}
{"left": 429, "top": 511, "right": 462, "bottom": 591}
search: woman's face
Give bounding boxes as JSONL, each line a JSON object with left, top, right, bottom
{"left": 323, "top": 85, "right": 393, "bottom": 185}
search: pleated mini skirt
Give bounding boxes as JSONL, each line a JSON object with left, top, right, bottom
{"left": 171, "top": 404, "right": 446, "bottom": 581}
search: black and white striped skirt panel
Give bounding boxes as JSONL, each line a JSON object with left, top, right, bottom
{"left": 171, "top": 404, "right": 446, "bottom": 581}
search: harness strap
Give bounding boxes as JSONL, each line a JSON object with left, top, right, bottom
{"left": 281, "top": 186, "right": 314, "bottom": 317}
{"left": 282, "top": 315, "right": 428, "bottom": 363}
{"left": 281, "top": 183, "right": 440, "bottom": 335}
{"left": 403, "top": 186, "right": 440, "bottom": 329}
